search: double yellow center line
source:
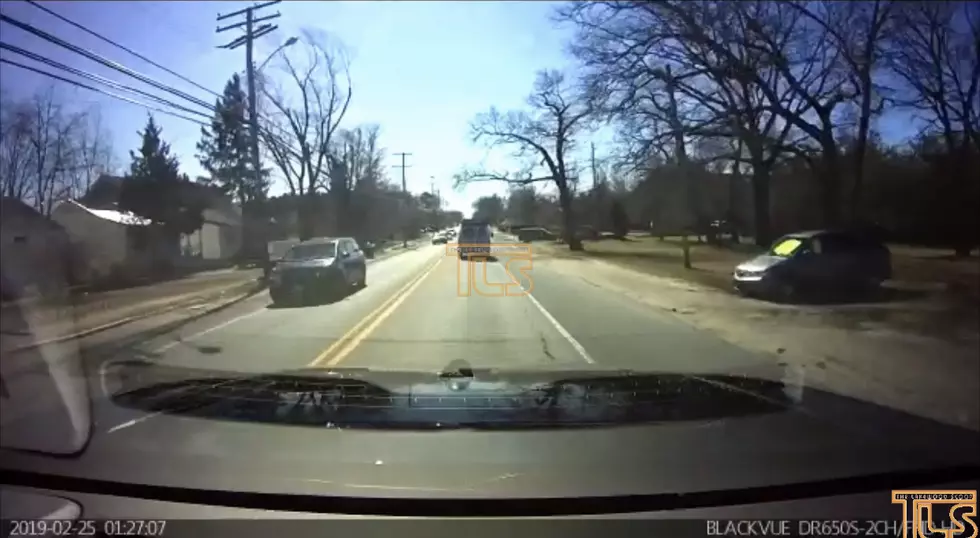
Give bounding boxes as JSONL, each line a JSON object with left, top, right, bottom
{"left": 308, "top": 257, "right": 443, "bottom": 367}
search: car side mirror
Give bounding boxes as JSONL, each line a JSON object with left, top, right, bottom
{"left": 341, "top": 251, "right": 351, "bottom": 259}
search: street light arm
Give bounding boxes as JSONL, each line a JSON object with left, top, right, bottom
{"left": 257, "top": 36, "right": 298, "bottom": 71}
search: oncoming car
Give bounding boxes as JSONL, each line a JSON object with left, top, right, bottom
{"left": 268, "top": 237, "right": 367, "bottom": 306}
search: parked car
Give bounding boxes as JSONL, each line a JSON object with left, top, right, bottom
{"left": 576, "top": 225, "right": 600, "bottom": 240}
{"left": 517, "top": 227, "right": 557, "bottom": 242}
{"left": 432, "top": 233, "right": 448, "bottom": 245}
{"left": 733, "top": 230, "right": 892, "bottom": 302}
{"left": 268, "top": 237, "right": 367, "bottom": 306}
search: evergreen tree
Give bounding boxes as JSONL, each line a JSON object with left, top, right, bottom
{"left": 120, "top": 114, "right": 205, "bottom": 237}
{"left": 196, "top": 74, "right": 268, "bottom": 205}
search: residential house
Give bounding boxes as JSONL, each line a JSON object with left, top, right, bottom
{"left": 180, "top": 191, "right": 243, "bottom": 262}
{"left": 0, "top": 198, "right": 72, "bottom": 299}
{"left": 49, "top": 199, "right": 158, "bottom": 282}
{"left": 83, "top": 175, "right": 243, "bottom": 267}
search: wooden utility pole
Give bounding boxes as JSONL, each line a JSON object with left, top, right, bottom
{"left": 392, "top": 152, "right": 412, "bottom": 247}
{"left": 217, "top": 0, "right": 281, "bottom": 260}
{"left": 590, "top": 141, "right": 598, "bottom": 189}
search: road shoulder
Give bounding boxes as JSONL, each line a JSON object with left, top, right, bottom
{"left": 534, "top": 254, "right": 980, "bottom": 431}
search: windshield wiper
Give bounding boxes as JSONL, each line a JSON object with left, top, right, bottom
{"left": 104, "top": 364, "right": 797, "bottom": 430}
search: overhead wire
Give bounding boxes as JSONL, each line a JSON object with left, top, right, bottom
{"left": 0, "top": 42, "right": 211, "bottom": 120}
{"left": 23, "top": 0, "right": 224, "bottom": 101}
{"left": 20, "top": 1, "right": 299, "bottom": 137}
{"left": 0, "top": 13, "right": 215, "bottom": 111}
{"left": 1, "top": 7, "right": 307, "bottom": 162}
{"left": 0, "top": 58, "right": 210, "bottom": 127}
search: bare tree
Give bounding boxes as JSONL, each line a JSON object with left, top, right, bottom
{"left": 887, "top": 0, "right": 980, "bottom": 256}
{"left": 2, "top": 89, "right": 114, "bottom": 209}
{"left": 330, "top": 124, "right": 385, "bottom": 236}
{"left": 21, "top": 87, "right": 88, "bottom": 215}
{"left": 786, "top": 0, "right": 896, "bottom": 221}
{"left": 0, "top": 91, "right": 36, "bottom": 201}
{"left": 74, "top": 106, "right": 115, "bottom": 198}
{"left": 652, "top": 1, "right": 857, "bottom": 226}
{"left": 454, "top": 70, "right": 595, "bottom": 250}
{"left": 260, "top": 29, "right": 352, "bottom": 239}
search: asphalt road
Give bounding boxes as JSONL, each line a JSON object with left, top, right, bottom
{"left": 102, "top": 236, "right": 775, "bottom": 377}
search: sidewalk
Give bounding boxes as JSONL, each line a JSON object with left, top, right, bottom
{"left": 1, "top": 270, "right": 263, "bottom": 355}
{"left": 534, "top": 252, "right": 980, "bottom": 431}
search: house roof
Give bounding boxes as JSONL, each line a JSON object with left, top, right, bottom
{"left": 83, "top": 174, "right": 241, "bottom": 227}
{"left": 0, "top": 197, "right": 65, "bottom": 231}
{"left": 61, "top": 199, "right": 150, "bottom": 226}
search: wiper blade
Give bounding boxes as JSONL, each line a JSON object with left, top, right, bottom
{"left": 104, "top": 364, "right": 798, "bottom": 430}
{"left": 111, "top": 371, "right": 394, "bottom": 420}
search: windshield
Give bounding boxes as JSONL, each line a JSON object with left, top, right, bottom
{"left": 769, "top": 238, "right": 804, "bottom": 257}
{"left": 460, "top": 225, "right": 489, "bottom": 241}
{"left": 1, "top": 0, "right": 976, "bottom": 514}
{"left": 283, "top": 243, "right": 336, "bottom": 261}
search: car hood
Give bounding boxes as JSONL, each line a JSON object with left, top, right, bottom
{"left": 2, "top": 361, "right": 977, "bottom": 500}
{"left": 737, "top": 255, "right": 788, "bottom": 272}
{"left": 277, "top": 258, "right": 335, "bottom": 269}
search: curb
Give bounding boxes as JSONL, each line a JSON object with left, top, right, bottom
{"left": 8, "top": 280, "right": 266, "bottom": 353}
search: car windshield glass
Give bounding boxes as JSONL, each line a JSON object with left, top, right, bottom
{"left": 770, "top": 238, "right": 803, "bottom": 257}
{"left": 284, "top": 243, "right": 336, "bottom": 260}
{"left": 460, "top": 227, "right": 486, "bottom": 240}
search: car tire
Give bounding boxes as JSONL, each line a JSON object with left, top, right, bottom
{"left": 356, "top": 266, "right": 367, "bottom": 288}
{"left": 864, "top": 277, "right": 883, "bottom": 290}
{"left": 269, "top": 290, "right": 286, "bottom": 307}
{"left": 773, "top": 279, "right": 798, "bottom": 303}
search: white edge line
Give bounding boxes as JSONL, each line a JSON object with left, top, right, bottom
{"left": 521, "top": 284, "right": 596, "bottom": 364}
{"left": 106, "top": 411, "right": 164, "bottom": 433}
{"left": 154, "top": 307, "right": 265, "bottom": 353}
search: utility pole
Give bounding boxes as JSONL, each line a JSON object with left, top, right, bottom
{"left": 217, "top": 0, "right": 281, "bottom": 262}
{"left": 392, "top": 152, "right": 412, "bottom": 247}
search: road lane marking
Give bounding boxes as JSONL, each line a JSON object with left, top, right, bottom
{"left": 153, "top": 307, "right": 265, "bottom": 353}
{"left": 106, "top": 411, "right": 164, "bottom": 434}
{"left": 521, "top": 282, "right": 596, "bottom": 364}
{"left": 309, "top": 257, "right": 443, "bottom": 367}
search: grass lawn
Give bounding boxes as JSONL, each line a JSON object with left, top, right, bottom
{"left": 535, "top": 235, "right": 979, "bottom": 303}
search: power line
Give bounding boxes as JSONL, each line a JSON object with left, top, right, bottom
{"left": 0, "top": 42, "right": 210, "bottom": 120}
{"left": 21, "top": 0, "right": 291, "bottom": 131}
{"left": 0, "top": 13, "right": 214, "bottom": 111}
{"left": 1, "top": 44, "right": 306, "bottom": 163}
{"left": 23, "top": 0, "right": 224, "bottom": 101}
{"left": 1, "top": 8, "right": 307, "bottom": 166}
{"left": 15, "top": 1, "right": 307, "bottom": 163}
{"left": 0, "top": 58, "right": 209, "bottom": 127}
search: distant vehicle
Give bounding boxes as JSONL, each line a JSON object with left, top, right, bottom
{"left": 517, "top": 227, "right": 556, "bottom": 242}
{"left": 576, "top": 225, "right": 600, "bottom": 240}
{"left": 458, "top": 220, "right": 492, "bottom": 259}
{"left": 432, "top": 233, "right": 448, "bottom": 245}
{"left": 268, "top": 237, "right": 367, "bottom": 306}
{"left": 733, "top": 230, "right": 892, "bottom": 302}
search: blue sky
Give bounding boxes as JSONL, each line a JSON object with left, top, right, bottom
{"left": 0, "top": 0, "right": 585, "bottom": 214}
{"left": 0, "top": 1, "right": 920, "bottom": 215}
